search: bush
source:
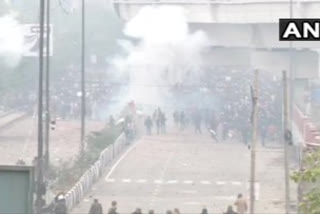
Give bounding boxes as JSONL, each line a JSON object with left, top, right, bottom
{"left": 51, "top": 125, "right": 122, "bottom": 191}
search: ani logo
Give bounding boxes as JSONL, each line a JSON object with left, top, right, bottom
{"left": 279, "top": 19, "right": 320, "bottom": 41}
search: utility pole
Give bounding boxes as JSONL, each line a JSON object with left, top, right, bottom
{"left": 36, "top": 0, "right": 45, "bottom": 212}
{"left": 80, "top": 0, "right": 86, "bottom": 157}
{"left": 44, "top": 0, "right": 51, "bottom": 170}
{"left": 283, "top": 70, "right": 291, "bottom": 214}
{"left": 250, "top": 69, "right": 259, "bottom": 214}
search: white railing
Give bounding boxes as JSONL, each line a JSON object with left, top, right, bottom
{"left": 62, "top": 133, "right": 128, "bottom": 210}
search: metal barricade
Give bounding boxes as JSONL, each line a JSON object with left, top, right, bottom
{"left": 62, "top": 133, "right": 126, "bottom": 210}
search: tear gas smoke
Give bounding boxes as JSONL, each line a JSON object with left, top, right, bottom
{"left": 111, "top": 6, "right": 209, "bottom": 110}
{"left": 0, "top": 14, "right": 24, "bottom": 67}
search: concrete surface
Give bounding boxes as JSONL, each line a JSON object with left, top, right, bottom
{"left": 73, "top": 131, "right": 289, "bottom": 214}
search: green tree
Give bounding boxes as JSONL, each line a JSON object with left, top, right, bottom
{"left": 292, "top": 149, "right": 320, "bottom": 214}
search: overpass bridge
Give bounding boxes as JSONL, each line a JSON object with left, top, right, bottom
{"left": 112, "top": 0, "right": 320, "bottom": 79}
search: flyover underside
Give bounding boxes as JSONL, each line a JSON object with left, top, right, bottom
{"left": 190, "top": 23, "right": 320, "bottom": 49}
{"left": 114, "top": 1, "right": 320, "bottom": 23}
{"left": 207, "top": 47, "right": 319, "bottom": 79}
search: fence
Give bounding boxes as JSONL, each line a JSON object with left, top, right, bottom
{"left": 293, "top": 105, "right": 320, "bottom": 148}
{"left": 61, "top": 133, "right": 128, "bottom": 210}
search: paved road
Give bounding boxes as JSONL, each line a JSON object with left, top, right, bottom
{"left": 73, "top": 131, "right": 287, "bottom": 214}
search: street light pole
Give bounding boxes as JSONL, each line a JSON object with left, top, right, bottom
{"left": 36, "top": 0, "right": 46, "bottom": 212}
{"left": 283, "top": 70, "right": 291, "bottom": 214}
{"left": 44, "top": 0, "right": 51, "bottom": 170}
{"left": 80, "top": 0, "right": 86, "bottom": 157}
{"left": 250, "top": 69, "right": 259, "bottom": 214}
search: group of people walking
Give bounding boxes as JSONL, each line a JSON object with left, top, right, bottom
{"left": 86, "top": 194, "right": 248, "bottom": 214}
{"left": 144, "top": 107, "right": 217, "bottom": 138}
{"left": 144, "top": 108, "right": 167, "bottom": 135}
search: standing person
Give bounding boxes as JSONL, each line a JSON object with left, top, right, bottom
{"left": 144, "top": 116, "right": 153, "bottom": 135}
{"left": 89, "top": 199, "right": 103, "bottom": 214}
{"left": 108, "top": 201, "right": 118, "bottom": 214}
{"left": 152, "top": 110, "right": 158, "bottom": 123}
{"left": 173, "top": 111, "right": 179, "bottom": 128}
{"left": 193, "top": 110, "right": 202, "bottom": 134}
{"left": 234, "top": 194, "right": 248, "bottom": 214}
{"left": 54, "top": 196, "right": 67, "bottom": 214}
{"left": 160, "top": 112, "right": 167, "bottom": 134}
{"left": 223, "top": 206, "right": 237, "bottom": 214}
{"left": 109, "top": 116, "right": 115, "bottom": 128}
{"left": 156, "top": 111, "right": 161, "bottom": 135}
{"left": 132, "top": 208, "right": 142, "bottom": 214}
{"left": 173, "top": 208, "right": 180, "bottom": 214}
{"left": 200, "top": 207, "right": 208, "bottom": 214}
{"left": 179, "top": 111, "right": 186, "bottom": 131}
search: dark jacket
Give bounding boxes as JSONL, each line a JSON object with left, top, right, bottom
{"left": 89, "top": 202, "right": 103, "bottom": 214}
{"left": 54, "top": 201, "right": 67, "bottom": 214}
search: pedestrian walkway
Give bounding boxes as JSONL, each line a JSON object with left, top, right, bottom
{"left": 0, "top": 111, "right": 26, "bottom": 129}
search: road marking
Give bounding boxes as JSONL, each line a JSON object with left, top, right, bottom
{"left": 167, "top": 180, "right": 178, "bottom": 184}
{"left": 200, "top": 180, "right": 211, "bottom": 185}
{"left": 105, "top": 178, "right": 115, "bottom": 183}
{"left": 105, "top": 141, "right": 139, "bottom": 180}
{"left": 180, "top": 190, "right": 197, "bottom": 194}
{"left": 212, "top": 196, "right": 234, "bottom": 200}
{"left": 137, "top": 179, "right": 147, "bottom": 183}
{"left": 216, "top": 181, "right": 226, "bottom": 185}
{"left": 231, "top": 181, "right": 242, "bottom": 185}
{"left": 106, "top": 178, "right": 247, "bottom": 186}
{"left": 183, "top": 201, "right": 202, "bottom": 205}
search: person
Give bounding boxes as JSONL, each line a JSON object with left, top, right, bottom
{"left": 200, "top": 207, "right": 208, "bottom": 214}
{"left": 166, "top": 210, "right": 173, "bottom": 214}
{"left": 54, "top": 196, "right": 67, "bottom": 214}
{"left": 234, "top": 194, "right": 248, "bottom": 214}
{"left": 173, "top": 111, "right": 179, "bottom": 128}
{"left": 155, "top": 109, "right": 161, "bottom": 135}
{"left": 223, "top": 205, "right": 237, "bottom": 214}
{"left": 144, "top": 116, "right": 153, "bottom": 135}
{"left": 132, "top": 208, "right": 142, "bottom": 214}
{"left": 108, "top": 201, "right": 118, "bottom": 214}
{"left": 89, "top": 199, "right": 103, "bottom": 214}
{"left": 160, "top": 112, "right": 167, "bottom": 134}
{"left": 109, "top": 116, "right": 115, "bottom": 128}
{"left": 180, "top": 111, "right": 186, "bottom": 131}
{"left": 173, "top": 208, "right": 180, "bottom": 214}
{"left": 193, "top": 110, "right": 202, "bottom": 134}
{"left": 148, "top": 210, "right": 154, "bottom": 214}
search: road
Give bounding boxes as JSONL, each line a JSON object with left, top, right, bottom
{"left": 73, "top": 131, "right": 287, "bottom": 214}
{"left": 0, "top": 116, "right": 104, "bottom": 165}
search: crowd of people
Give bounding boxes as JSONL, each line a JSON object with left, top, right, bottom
{"left": 204, "top": 68, "right": 282, "bottom": 145}
{"left": 144, "top": 68, "right": 282, "bottom": 146}
{"left": 87, "top": 193, "right": 247, "bottom": 214}
{"left": 144, "top": 108, "right": 167, "bottom": 135}
{"left": 50, "top": 193, "right": 248, "bottom": 214}
{"left": 0, "top": 91, "right": 36, "bottom": 113}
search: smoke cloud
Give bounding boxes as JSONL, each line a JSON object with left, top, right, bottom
{"left": 0, "top": 14, "right": 24, "bottom": 67}
{"left": 111, "top": 6, "right": 209, "bottom": 110}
